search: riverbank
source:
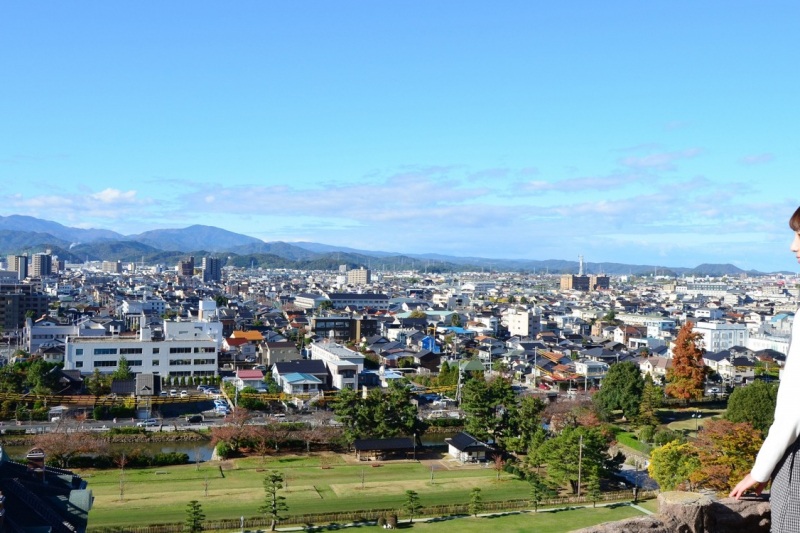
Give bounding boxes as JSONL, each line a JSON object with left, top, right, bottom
{"left": 0, "top": 428, "right": 211, "bottom": 448}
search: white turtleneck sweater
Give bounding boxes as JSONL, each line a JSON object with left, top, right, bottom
{"left": 751, "top": 309, "right": 800, "bottom": 482}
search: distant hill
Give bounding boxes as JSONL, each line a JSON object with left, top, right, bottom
{"left": 0, "top": 215, "right": 122, "bottom": 243}
{"left": 0, "top": 230, "right": 71, "bottom": 254}
{"left": 0, "top": 214, "right": 774, "bottom": 275}
{"left": 128, "top": 225, "right": 263, "bottom": 252}
{"left": 228, "top": 241, "right": 321, "bottom": 261}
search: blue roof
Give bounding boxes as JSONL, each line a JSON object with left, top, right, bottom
{"left": 283, "top": 372, "right": 322, "bottom": 384}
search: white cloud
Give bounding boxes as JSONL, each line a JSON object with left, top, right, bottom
{"left": 90, "top": 188, "right": 138, "bottom": 204}
{"left": 739, "top": 153, "right": 774, "bottom": 166}
{"left": 620, "top": 148, "right": 702, "bottom": 171}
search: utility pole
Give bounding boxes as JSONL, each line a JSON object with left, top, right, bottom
{"left": 577, "top": 435, "right": 584, "bottom": 497}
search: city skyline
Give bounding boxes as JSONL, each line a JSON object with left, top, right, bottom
{"left": 1, "top": 2, "right": 798, "bottom": 273}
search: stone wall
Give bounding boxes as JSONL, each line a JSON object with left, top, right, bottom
{"left": 574, "top": 491, "right": 771, "bottom": 533}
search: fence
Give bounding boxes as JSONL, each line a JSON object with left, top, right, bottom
{"left": 87, "top": 489, "right": 659, "bottom": 533}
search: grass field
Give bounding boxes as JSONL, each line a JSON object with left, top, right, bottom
{"left": 396, "top": 505, "right": 648, "bottom": 533}
{"left": 82, "top": 454, "right": 540, "bottom": 528}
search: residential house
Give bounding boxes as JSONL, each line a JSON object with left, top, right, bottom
{"left": 234, "top": 369, "right": 266, "bottom": 391}
{"left": 259, "top": 340, "right": 301, "bottom": 368}
{"left": 445, "top": 431, "right": 492, "bottom": 463}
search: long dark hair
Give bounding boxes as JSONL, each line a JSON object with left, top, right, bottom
{"left": 791, "top": 206, "right": 800, "bottom": 231}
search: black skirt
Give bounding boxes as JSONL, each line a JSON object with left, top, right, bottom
{"left": 771, "top": 437, "right": 800, "bottom": 533}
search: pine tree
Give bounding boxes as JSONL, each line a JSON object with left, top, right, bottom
{"left": 258, "top": 471, "right": 288, "bottom": 531}
{"left": 666, "top": 322, "right": 707, "bottom": 403}
{"left": 586, "top": 471, "right": 602, "bottom": 507}
{"left": 469, "top": 487, "right": 484, "bottom": 517}
{"left": 183, "top": 500, "right": 205, "bottom": 533}
{"left": 403, "top": 490, "right": 422, "bottom": 523}
{"left": 636, "top": 375, "right": 663, "bottom": 426}
{"left": 528, "top": 472, "right": 556, "bottom": 512}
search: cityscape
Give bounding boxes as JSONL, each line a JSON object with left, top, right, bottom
{"left": 0, "top": 215, "right": 796, "bottom": 530}
{"left": 1, "top": 2, "right": 797, "bottom": 532}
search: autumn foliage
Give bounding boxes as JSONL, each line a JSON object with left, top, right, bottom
{"left": 688, "top": 418, "right": 763, "bottom": 493}
{"left": 666, "top": 322, "right": 707, "bottom": 402}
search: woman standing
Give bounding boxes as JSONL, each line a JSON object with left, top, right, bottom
{"left": 730, "top": 206, "right": 800, "bottom": 533}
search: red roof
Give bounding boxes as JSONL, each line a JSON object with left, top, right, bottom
{"left": 236, "top": 370, "right": 264, "bottom": 379}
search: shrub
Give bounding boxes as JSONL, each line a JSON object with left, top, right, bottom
{"left": 216, "top": 441, "right": 234, "bottom": 459}
{"left": 638, "top": 425, "right": 656, "bottom": 444}
{"left": 654, "top": 428, "right": 684, "bottom": 447}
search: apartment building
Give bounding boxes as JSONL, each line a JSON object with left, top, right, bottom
{"left": 691, "top": 321, "right": 748, "bottom": 352}
{"left": 309, "top": 339, "right": 365, "bottom": 390}
{"left": 505, "top": 308, "right": 541, "bottom": 338}
{"left": 0, "top": 283, "right": 49, "bottom": 330}
{"left": 64, "top": 321, "right": 218, "bottom": 377}
{"left": 346, "top": 267, "right": 371, "bottom": 286}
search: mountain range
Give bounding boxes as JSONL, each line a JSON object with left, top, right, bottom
{"left": 0, "top": 214, "right": 771, "bottom": 277}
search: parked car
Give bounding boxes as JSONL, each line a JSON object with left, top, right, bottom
{"left": 185, "top": 414, "right": 203, "bottom": 424}
{"left": 169, "top": 389, "right": 178, "bottom": 397}
{"left": 136, "top": 418, "right": 159, "bottom": 427}
{"left": 180, "top": 390, "right": 189, "bottom": 398}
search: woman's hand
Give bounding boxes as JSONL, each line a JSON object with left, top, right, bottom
{"left": 729, "top": 473, "right": 766, "bottom": 499}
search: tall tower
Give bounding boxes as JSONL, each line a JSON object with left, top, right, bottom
{"left": 578, "top": 255, "right": 585, "bottom": 276}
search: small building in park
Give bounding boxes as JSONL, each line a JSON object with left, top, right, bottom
{"left": 445, "top": 431, "right": 492, "bottom": 463}
{"left": 353, "top": 437, "right": 417, "bottom": 461}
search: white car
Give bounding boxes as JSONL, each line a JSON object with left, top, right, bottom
{"left": 136, "top": 418, "right": 159, "bottom": 427}
{"left": 180, "top": 390, "right": 189, "bottom": 398}
{"left": 169, "top": 389, "right": 178, "bottom": 397}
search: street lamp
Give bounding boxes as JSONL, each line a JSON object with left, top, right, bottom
{"left": 413, "top": 433, "right": 417, "bottom": 460}
{"left": 692, "top": 411, "right": 702, "bottom": 435}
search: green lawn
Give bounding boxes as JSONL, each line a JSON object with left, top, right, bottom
{"left": 83, "top": 454, "right": 536, "bottom": 528}
{"left": 404, "top": 505, "right": 648, "bottom": 533}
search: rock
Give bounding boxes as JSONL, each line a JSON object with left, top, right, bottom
{"left": 573, "top": 491, "right": 770, "bottom": 533}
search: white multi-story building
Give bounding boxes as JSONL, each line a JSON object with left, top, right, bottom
{"left": 309, "top": 339, "right": 364, "bottom": 390}
{"left": 327, "top": 293, "right": 389, "bottom": 311}
{"left": 692, "top": 321, "right": 748, "bottom": 352}
{"left": 64, "top": 321, "right": 219, "bottom": 378}
{"left": 505, "top": 308, "right": 541, "bottom": 338}
{"left": 24, "top": 315, "right": 111, "bottom": 354}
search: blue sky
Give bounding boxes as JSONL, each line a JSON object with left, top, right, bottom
{"left": 1, "top": 2, "right": 798, "bottom": 272}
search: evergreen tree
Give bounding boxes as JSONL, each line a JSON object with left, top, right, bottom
{"left": 593, "top": 361, "right": 644, "bottom": 420}
{"left": 258, "top": 471, "right": 288, "bottom": 531}
{"left": 112, "top": 356, "right": 133, "bottom": 381}
{"left": 666, "top": 322, "right": 707, "bottom": 403}
{"left": 507, "top": 395, "right": 547, "bottom": 453}
{"left": 183, "top": 500, "right": 205, "bottom": 533}
{"left": 586, "top": 470, "right": 602, "bottom": 507}
{"left": 725, "top": 380, "right": 777, "bottom": 436}
{"left": 539, "top": 426, "right": 617, "bottom": 494}
{"left": 468, "top": 487, "right": 484, "bottom": 517}
{"left": 636, "top": 374, "right": 663, "bottom": 426}
{"left": 528, "top": 472, "right": 556, "bottom": 512}
{"left": 402, "top": 490, "right": 422, "bottom": 523}
{"left": 24, "top": 359, "right": 61, "bottom": 396}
